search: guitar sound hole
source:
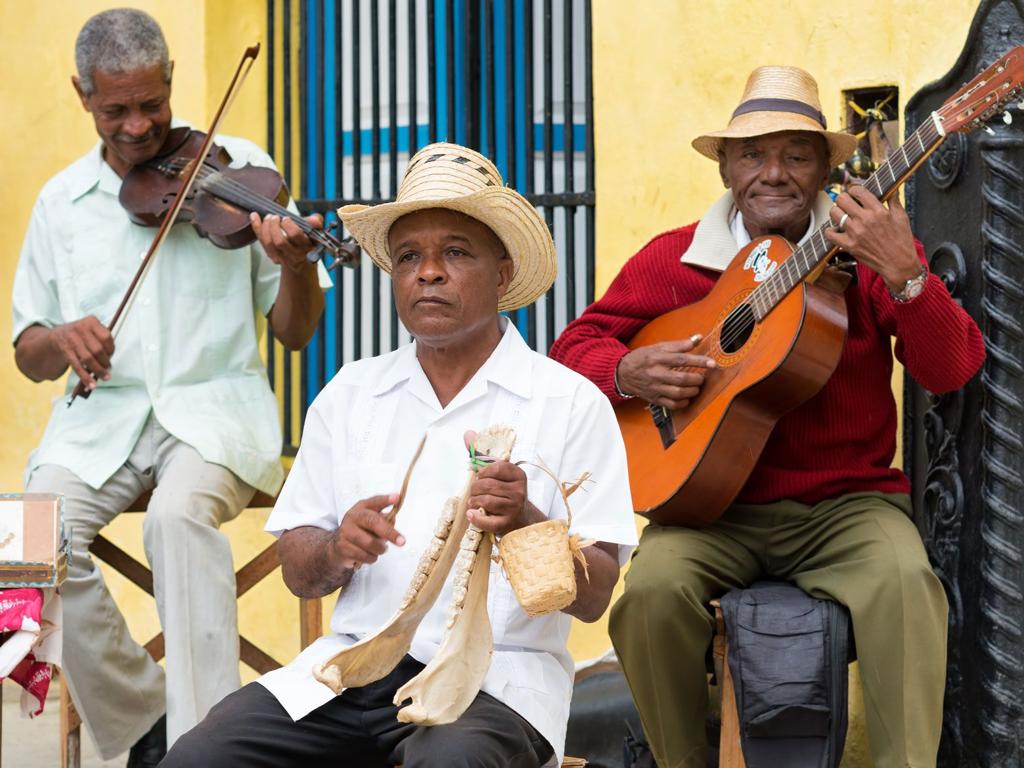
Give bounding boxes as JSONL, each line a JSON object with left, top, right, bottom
{"left": 720, "top": 304, "right": 755, "bottom": 354}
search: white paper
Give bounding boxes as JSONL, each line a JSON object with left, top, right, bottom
{"left": 0, "top": 499, "right": 26, "bottom": 561}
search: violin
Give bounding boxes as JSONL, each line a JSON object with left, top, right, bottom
{"left": 71, "top": 44, "right": 345, "bottom": 405}
{"left": 119, "top": 126, "right": 359, "bottom": 270}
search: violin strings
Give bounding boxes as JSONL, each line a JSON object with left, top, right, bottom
{"left": 163, "top": 160, "right": 291, "bottom": 219}
{"left": 209, "top": 175, "right": 334, "bottom": 249}
{"left": 164, "top": 160, "right": 331, "bottom": 247}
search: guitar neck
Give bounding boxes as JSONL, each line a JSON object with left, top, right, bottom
{"left": 750, "top": 115, "right": 947, "bottom": 320}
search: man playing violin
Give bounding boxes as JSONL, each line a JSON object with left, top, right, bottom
{"left": 550, "top": 66, "right": 985, "bottom": 768}
{"left": 11, "top": 9, "right": 328, "bottom": 767}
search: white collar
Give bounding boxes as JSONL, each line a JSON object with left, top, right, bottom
{"left": 370, "top": 317, "right": 534, "bottom": 406}
{"left": 682, "top": 191, "right": 835, "bottom": 272}
{"left": 729, "top": 205, "right": 818, "bottom": 249}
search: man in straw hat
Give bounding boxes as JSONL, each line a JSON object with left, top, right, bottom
{"left": 163, "top": 142, "right": 638, "bottom": 767}
{"left": 551, "top": 66, "right": 984, "bottom": 767}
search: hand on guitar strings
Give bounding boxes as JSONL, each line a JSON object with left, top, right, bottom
{"left": 250, "top": 211, "right": 324, "bottom": 274}
{"left": 616, "top": 337, "right": 716, "bottom": 410}
{"left": 824, "top": 186, "right": 923, "bottom": 293}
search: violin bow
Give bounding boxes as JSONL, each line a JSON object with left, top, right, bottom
{"left": 69, "top": 44, "right": 261, "bottom": 406}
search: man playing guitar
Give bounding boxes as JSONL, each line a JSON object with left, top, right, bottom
{"left": 550, "top": 65, "right": 985, "bottom": 768}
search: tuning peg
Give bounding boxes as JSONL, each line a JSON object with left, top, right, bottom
{"left": 984, "top": 125, "right": 996, "bottom": 135}
{"left": 1004, "top": 111, "right": 1013, "bottom": 125}
{"left": 314, "top": 243, "right": 342, "bottom": 272}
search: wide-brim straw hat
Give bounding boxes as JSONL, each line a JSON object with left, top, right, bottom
{"left": 692, "top": 65, "right": 857, "bottom": 167}
{"left": 338, "top": 142, "right": 557, "bottom": 312}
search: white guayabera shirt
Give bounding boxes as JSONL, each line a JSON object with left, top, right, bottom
{"left": 261, "top": 319, "right": 638, "bottom": 763}
{"left": 12, "top": 123, "right": 331, "bottom": 495}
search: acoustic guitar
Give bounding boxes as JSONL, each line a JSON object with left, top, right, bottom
{"left": 617, "top": 46, "right": 1024, "bottom": 527}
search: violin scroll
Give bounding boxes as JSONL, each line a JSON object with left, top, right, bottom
{"left": 311, "top": 221, "right": 360, "bottom": 271}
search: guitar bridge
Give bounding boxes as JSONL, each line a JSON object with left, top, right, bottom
{"left": 648, "top": 404, "right": 677, "bottom": 449}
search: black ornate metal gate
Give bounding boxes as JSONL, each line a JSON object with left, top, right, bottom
{"left": 904, "top": 2, "right": 1024, "bottom": 765}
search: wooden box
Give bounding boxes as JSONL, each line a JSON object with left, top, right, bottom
{"left": 0, "top": 493, "right": 68, "bottom": 588}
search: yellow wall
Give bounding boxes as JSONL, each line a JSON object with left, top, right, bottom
{"left": 0, "top": 0, "right": 983, "bottom": 750}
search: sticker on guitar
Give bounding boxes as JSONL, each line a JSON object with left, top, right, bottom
{"left": 743, "top": 239, "right": 778, "bottom": 282}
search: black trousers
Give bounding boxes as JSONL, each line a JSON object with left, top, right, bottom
{"left": 160, "top": 656, "right": 555, "bottom": 768}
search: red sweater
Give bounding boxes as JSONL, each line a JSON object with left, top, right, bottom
{"left": 549, "top": 223, "right": 986, "bottom": 505}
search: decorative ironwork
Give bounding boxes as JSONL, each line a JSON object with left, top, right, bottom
{"left": 928, "top": 133, "right": 967, "bottom": 189}
{"left": 905, "top": 2, "right": 1024, "bottom": 765}
{"left": 977, "top": 132, "right": 1024, "bottom": 765}
{"left": 929, "top": 241, "right": 968, "bottom": 300}
{"left": 918, "top": 369, "right": 968, "bottom": 758}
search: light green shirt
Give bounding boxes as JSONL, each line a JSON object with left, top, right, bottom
{"left": 12, "top": 130, "right": 330, "bottom": 495}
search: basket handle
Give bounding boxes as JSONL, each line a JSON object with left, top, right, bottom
{"left": 515, "top": 456, "right": 591, "bottom": 532}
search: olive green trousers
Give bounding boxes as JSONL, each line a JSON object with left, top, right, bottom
{"left": 609, "top": 492, "right": 947, "bottom": 768}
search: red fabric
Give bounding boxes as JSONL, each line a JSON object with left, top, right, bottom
{"left": 0, "top": 588, "right": 51, "bottom": 716}
{"left": 549, "top": 222, "right": 986, "bottom": 505}
{"left": 8, "top": 653, "right": 52, "bottom": 717}
{"left": 0, "top": 588, "right": 43, "bottom": 631}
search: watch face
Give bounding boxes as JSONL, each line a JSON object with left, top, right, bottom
{"left": 906, "top": 280, "right": 925, "bottom": 299}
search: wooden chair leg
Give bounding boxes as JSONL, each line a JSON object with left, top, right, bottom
{"left": 713, "top": 601, "right": 747, "bottom": 768}
{"left": 60, "top": 671, "right": 81, "bottom": 768}
{"left": 718, "top": 646, "right": 747, "bottom": 768}
{"left": 300, "top": 597, "right": 322, "bottom": 650}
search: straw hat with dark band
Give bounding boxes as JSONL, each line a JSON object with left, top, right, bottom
{"left": 339, "top": 143, "right": 557, "bottom": 312}
{"left": 692, "top": 65, "right": 858, "bottom": 167}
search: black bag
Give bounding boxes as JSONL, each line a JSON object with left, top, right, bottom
{"left": 720, "top": 581, "right": 852, "bottom": 768}
{"left": 564, "top": 667, "right": 649, "bottom": 768}
{"left": 565, "top": 666, "right": 725, "bottom": 767}
{"left": 623, "top": 720, "right": 658, "bottom": 768}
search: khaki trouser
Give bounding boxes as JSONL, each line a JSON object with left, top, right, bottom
{"left": 27, "top": 415, "right": 254, "bottom": 759}
{"left": 609, "top": 492, "right": 947, "bottom": 768}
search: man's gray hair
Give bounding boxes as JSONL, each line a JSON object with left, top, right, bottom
{"left": 75, "top": 9, "right": 171, "bottom": 96}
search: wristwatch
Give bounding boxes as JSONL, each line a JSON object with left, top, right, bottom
{"left": 889, "top": 265, "right": 929, "bottom": 304}
{"left": 613, "top": 360, "right": 635, "bottom": 400}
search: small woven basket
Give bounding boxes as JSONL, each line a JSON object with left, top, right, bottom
{"left": 498, "top": 518, "right": 577, "bottom": 617}
{"left": 495, "top": 461, "right": 592, "bottom": 617}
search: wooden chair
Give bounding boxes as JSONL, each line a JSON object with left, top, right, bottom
{"left": 60, "top": 489, "right": 322, "bottom": 768}
{"left": 711, "top": 598, "right": 747, "bottom": 768}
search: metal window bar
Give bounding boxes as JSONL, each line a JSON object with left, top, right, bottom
{"left": 266, "top": 0, "right": 595, "bottom": 453}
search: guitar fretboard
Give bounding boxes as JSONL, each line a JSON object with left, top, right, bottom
{"left": 748, "top": 116, "right": 946, "bottom": 320}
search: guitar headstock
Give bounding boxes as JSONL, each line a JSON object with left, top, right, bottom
{"left": 937, "top": 45, "right": 1024, "bottom": 135}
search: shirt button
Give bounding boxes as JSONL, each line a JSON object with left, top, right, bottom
{"left": 141, "top": 297, "right": 151, "bottom": 306}
{"left": 147, "top": 343, "right": 158, "bottom": 352}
